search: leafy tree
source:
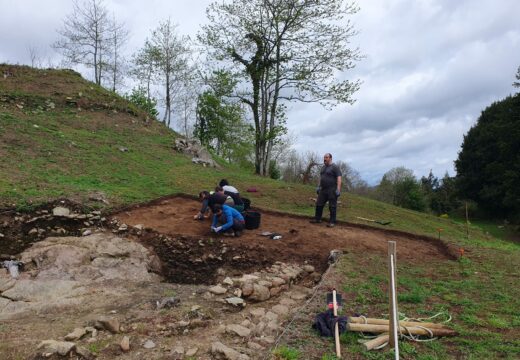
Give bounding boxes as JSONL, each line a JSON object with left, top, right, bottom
{"left": 54, "top": 0, "right": 122, "bottom": 86}
{"left": 455, "top": 93, "right": 520, "bottom": 221}
{"left": 194, "top": 70, "right": 253, "bottom": 164}
{"left": 124, "top": 86, "right": 159, "bottom": 118}
{"left": 199, "top": 0, "right": 361, "bottom": 176}
{"left": 377, "top": 167, "right": 426, "bottom": 211}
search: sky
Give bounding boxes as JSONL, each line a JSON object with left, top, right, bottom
{"left": 1, "top": 0, "right": 519, "bottom": 184}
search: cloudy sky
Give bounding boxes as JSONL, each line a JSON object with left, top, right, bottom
{"left": 1, "top": 0, "right": 519, "bottom": 184}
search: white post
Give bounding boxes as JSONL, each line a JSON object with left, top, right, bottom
{"left": 333, "top": 289, "right": 341, "bottom": 358}
{"left": 388, "top": 241, "right": 399, "bottom": 359}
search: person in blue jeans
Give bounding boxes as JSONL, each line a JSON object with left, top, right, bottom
{"left": 211, "top": 204, "right": 245, "bottom": 237}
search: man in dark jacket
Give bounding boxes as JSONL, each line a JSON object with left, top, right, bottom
{"left": 310, "top": 153, "right": 342, "bottom": 227}
{"left": 193, "top": 189, "right": 227, "bottom": 220}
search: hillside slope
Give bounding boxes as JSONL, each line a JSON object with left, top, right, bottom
{"left": 1, "top": 65, "right": 520, "bottom": 359}
{"left": 0, "top": 64, "right": 515, "bottom": 248}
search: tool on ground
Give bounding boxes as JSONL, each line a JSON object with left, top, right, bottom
{"left": 356, "top": 216, "right": 392, "bottom": 225}
{"left": 2, "top": 260, "right": 23, "bottom": 278}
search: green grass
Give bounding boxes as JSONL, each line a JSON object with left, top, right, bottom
{"left": 2, "top": 64, "right": 520, "bottom": 359}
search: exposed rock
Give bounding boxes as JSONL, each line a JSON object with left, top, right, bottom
{"left": 303, "top": 264, "right": 315, "bottom": 273}
{"left": 279, "top": 298, "right": 297, "bottom": 307}
{"left": 76, "top": 346, "right": 96, "bottom": 360}
{"left": 37, "top": 340, "right": 75, "bottom": 356}
{"left": 226, "top": 324, "right": 251, "bottom": 338}
{"left": 76, "top": 346, "right": 95, "bottom": 360}
{"left": 241, "top": 319, "right": 252, "bottom": 328}
{"left": 270, "top": 277, "right": 286, "bottom": 287}
{"left": 172, "top": 345, "right": 184, "bottom": 356}
{"left": 211, "top": 341, "right": 250, "bottom": 360}
{"left": 0, "top": 271, "right": 16, "bottom": 292}
{"left": 247, "top": 341, "right": 264, "bottom": 350}
{"left": 249, "top": 284, "right": 270, "bottom": 301}
{"left": 156, "top": 297, "right": 180, "bottom": 309}
{"left": 223, "top": 277, "right": 234, "bottom": 286}
{"left": 264, "top": 311, "right": 278, "bottom": 322}
{"left": 186, "top": 347, "right": 198, "bottom": 356}
{"left": 269, "top": 287, "right": 282, "bottom": 297}
{"left": 96, "top": 317, "right": 120, "bottom": 333}
{"left": 120, "top": 336, "right": 130, "bottom": 352}
{"left": 52, "top": 207, "right": 71, "bottom": 217}
{"left": 64, "top": 327, "right": 87, "bottom": 341}
{"left": 257, "top": 336, "right": 275, "bottom": 346}
{"left": 173, "top": 138, "right": 219, "bottom": 168}
{"left": 209, "top": 284, "right": 227, "bottom": 295}
{"left": 249, "top": 308, "right": 266, "bottom": 319}
{"left": 225, "top": 297, "right": 245, "bottom": 307}
{"left": 241, "top": 282, "right": 254, "bottom": 297}
{"left": 143, "top": 339, "right": 156, "bottom": 349}
{"left": 289, "top": 292, "right": 307, "bottom": 300}
{"left": 258, "top": 280, "right": 272, "bottom": 287}
{"left": 272, "top": 304, "right": 289, "bottom": 316}
{"left": 82, "top": 229, "right": 92, "bottom": 236}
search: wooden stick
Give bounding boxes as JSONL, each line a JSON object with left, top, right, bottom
{"left": 333, "top": 289, "right": 341, "bottom": 358}
{"left": 349, "top": 317, "right": 449, "bottom": 329}
{"left": 388, "top": 241, "right": 399, "bottom": 354}
{"left": 347, "top": 323, "right": 457, "bottom": 337}
{"left": 363, "top": 334, "right": 389, "bottom": 351}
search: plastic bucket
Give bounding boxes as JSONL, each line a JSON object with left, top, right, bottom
{"left": 245, "top": 211, "right": 261, "bottom": 230}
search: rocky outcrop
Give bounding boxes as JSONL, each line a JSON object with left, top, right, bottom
{"left": 0, "top": 233, "right": 162, "bottom": 319}
{"left": 173, "top": 138, "right": 219, "bottom": 168}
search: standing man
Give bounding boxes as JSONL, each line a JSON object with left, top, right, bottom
{"left": 310, "top": 153, "right": 342, "bottom": 227}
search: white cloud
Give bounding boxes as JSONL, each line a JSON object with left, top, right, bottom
{"left": 1, "top": 0, "right": 519, "bottom": 185}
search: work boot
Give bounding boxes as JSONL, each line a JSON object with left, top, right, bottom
{"left": 234, "top": 230, "right": 242, "bottom": 237}
{"left": 327, "top": 222, "right": 336, "bottom": 228}
{"left": 311, "top": 205, "right": 324, "bottom": 224}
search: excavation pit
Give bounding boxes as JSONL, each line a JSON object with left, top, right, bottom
{"left": 111, "top": 196, "right": 456, "bottom": 285}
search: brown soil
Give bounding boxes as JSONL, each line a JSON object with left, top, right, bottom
{"left": 112, "top": 196, "right": 455, "bottom": 283}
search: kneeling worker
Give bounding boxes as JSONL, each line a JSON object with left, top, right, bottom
{"left": 211, "top": 203, "right": 245, "bottom": 237}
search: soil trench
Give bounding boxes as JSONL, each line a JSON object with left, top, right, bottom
{"left": 112, "top": 196, "right": 453, "bottom": 283}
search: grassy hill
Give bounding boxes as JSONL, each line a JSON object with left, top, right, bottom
{"left": 1, "top": 64, "right": 520, "bottom": 358}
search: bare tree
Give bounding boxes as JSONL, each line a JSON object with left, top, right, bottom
{"left": 107, "top": 15, "right": 129, "bottom": 92}
{"left": 28, "top": 45, "right": 42, "bottom": 68}
{"left": 148, "top": 19, "right": 191, "bottom": 127}
{"left": 200, "top": 0, "right": 362, "bottom": 176}
{"left": 53, "top": 0, "right": 111, "bottom": 85}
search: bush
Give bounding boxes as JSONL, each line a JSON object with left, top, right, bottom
{"left": 124, "top": 86, "right": 159, "bottom": 118}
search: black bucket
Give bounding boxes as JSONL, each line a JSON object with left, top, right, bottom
{"left": 245, "top": 211, "right": 261, "bottom": 230}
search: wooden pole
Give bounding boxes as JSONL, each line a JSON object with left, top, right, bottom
{"left": 388, "top": 241, "right": 399, "bottom": 359}
{"left": 363, "top": 334, "right": 389, "bottom": 351}
{"left": 349, "top": 317, "right": 450, "bottom": 329}
{"left": 347, "top": 323, "right": 457, "bottom": 337}
{"left": 333, "top": 289, "right": 341, "bottom": 358}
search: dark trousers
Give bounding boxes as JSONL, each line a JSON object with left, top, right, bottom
{"left": 315, "top": 187, "right": 338, "bottom": 223}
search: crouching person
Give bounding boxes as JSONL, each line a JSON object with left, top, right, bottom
{"left": 211, "top": 204, "right": 245, "bottom": 237}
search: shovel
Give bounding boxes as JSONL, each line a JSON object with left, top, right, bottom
{"left": 356, "top": 216, "right": 392, "bottom": 226}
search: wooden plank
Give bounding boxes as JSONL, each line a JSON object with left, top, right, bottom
{"left": 349, "top": 317, "right": 449, "bottom": 329}
{"left": 347, "top": 323, "right": 457, "bottom": 337}
{"left": 363, "top": 334, "right": 389, "bottom": 351}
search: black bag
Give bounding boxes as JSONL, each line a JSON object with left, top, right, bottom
{"left": 312, "top": 310, "right": 349, "bottom": 337}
